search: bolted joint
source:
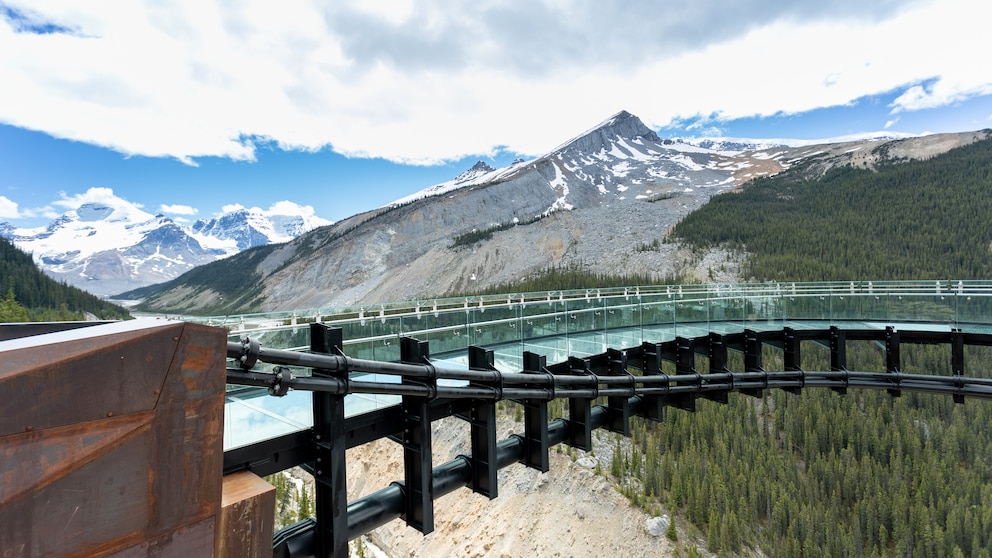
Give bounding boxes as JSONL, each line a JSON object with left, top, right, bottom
{"left": 239, "top": 336, "right": 260, "bottom": 370}
{"left": 268, "top": 366, "right": 293, "bottom": 397}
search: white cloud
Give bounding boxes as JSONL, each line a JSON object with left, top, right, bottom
{"left": 885, "top": 117, "right": 900, "bottom": 129}
{"left": 52, "top": 187, "right": 138, "bottom": 209}
{"left": 220, "top": 203, "right": 245, "bottom": 213}
{"left": 0, "top": 196, "right": 22, "bottom": 219}
{"left": 266, "top": 200, "right": 315, "bottom": 217}
{"left": 160, "top": 203, "right": 198, "bottom": 215}
{"left": 0, "top": 0, "right": 988, "bottom": 165}
{"left": 48, "top": 187, "right": 153, "bottom": 222}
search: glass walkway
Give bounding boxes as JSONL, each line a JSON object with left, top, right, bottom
{"left": 205, "top": 280, "right": 992, "bottom": 450}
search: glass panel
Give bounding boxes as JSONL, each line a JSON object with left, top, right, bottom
{"left": 521, "top": 299, "right": 565, "bottom": 339}
{"left": 564, "top": 296, "right": 603, "bottom": 336}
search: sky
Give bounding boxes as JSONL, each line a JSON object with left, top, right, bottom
{"left": 1, "top": 0, "right": 991, "bottom": 229}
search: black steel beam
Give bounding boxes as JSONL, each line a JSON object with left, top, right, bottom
{"left": 310, "top": 324, "right": 348, "bottom": 558}
{"left": 564, "top": 356, "right": 594, "bottom": 451}
{"left": 399, "top": 336, "right": 434, "bottom": 534}
{"left": 464, "top": 346, "right": 498, "bottom": 499}
{"left": 520, "top": 352, "right": 551, "bottom": 472}
{"left": 605, "top": 348, "right": 633, "bottom": 436}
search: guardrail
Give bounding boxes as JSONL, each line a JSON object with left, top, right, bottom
{"left": 217, "top": 276, "right": 992, "bottom": 557}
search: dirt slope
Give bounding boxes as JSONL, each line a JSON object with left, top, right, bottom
{"left": 346, "top": 416, "right": 678, "bottom": 558}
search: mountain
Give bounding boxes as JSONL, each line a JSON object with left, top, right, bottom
{"left": 126, "top": 111, "right": 991, "bottom": 315}
{"left": 0, "top": 201, "right": 331, "bottom": 297}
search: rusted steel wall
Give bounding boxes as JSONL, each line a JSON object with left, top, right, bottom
{"left": 0, "top": 319, "right": 227, "bottom": 557}
{"left": 217, "top": 471, "right": 275, "bottom": 558}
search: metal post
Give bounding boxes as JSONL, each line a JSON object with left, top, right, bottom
{"left": 952, "top": 329, "right": 965, "bottom": 404}
{"left": 605, "top": 348, "right": 632, "bottom": 435}
{"left": 638, "top": 342, "right": 666, "bottom": 422}
{"left": 782, "top": 327, "right": 802, "bottom": 394}
{"left": 465, "top": 346, "right": 498, "bottom": 498}
{"left": 399, "top": 337, "right": 434, "bottom": 534}
{"left": 706, "top": 333, "right": 731, "bottom": 402}
{"left": 672, "top": 337, "right": 697, "bottom": 412}
{"left": 521, "top": 352, "right": 551, "bottom": 472}
{"left": 830, "top": 326, "right": 848, "bottom": 395}
{"left": 885, "top": 326, "right": 901, "bottom": 398}
{"left": 566, "top": 356, "right": 593, "bottom": 451}
{"left": 310, "top": 324, "right": 348, "bottom": 558}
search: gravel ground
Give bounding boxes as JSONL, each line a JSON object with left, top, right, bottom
{"left": 345, "top": 416, "right": 680, "bottom": 558}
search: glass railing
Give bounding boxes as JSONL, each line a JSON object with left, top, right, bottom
{"left": 212, "top": 280, "right": 992, "bottom": 449}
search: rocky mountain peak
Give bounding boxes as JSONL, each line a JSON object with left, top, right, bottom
{"left": 554, "top": 110, "right": 661, "bottom": 156}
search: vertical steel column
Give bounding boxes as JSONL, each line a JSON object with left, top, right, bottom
{"left": 310, "top": 324, "right": 348, "bottom": 558}
{"left": 465, "top": 346, "right": 498, "bottom": 499}
{"left": 399, "top": 337, "right": 434, "bottom": 534}
{"left": 638, "top": 342, "right": 666, "bottom": 422}
{"left": 885, "top": 326, "right": 902, "bottom": 398}
{"left": 782, "top": 327, "right": 802, "bottom": 394}
{"left": 706, "top": 333, "right": 731, "bottom": 403}
{"left": 566, "top": 356, "right": 594, "bottom": 451}
{"left": 521, "top": 352, "right": 551, "bottom": 472}
{"left": 952, "top": 329, "right": 965, "bottom": 404}
{"left": 830, "top": 326, "right": 848, "bottom": 395}
{"left": 671, "top": 337, "right": 697, "bottom": 412}
{"left": 605, "top": 348, "right": 632, "bottom": 436}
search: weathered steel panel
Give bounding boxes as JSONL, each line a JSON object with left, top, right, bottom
{"left": 217, "top": 471, "right": 275, "bottom": 558}
{"left": 0, "top": 320, "right": 181, "bottom": 436}
{"left": 0, "top": 320, "right": 226, "bottom": 557}
{"left": 106, "top": 517, "right": 217, "bottom": 558}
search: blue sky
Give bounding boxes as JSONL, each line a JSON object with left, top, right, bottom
{"left": 1, "top": 0, "right": 991, "bottom": 228}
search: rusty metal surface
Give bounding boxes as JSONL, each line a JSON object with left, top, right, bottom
{"left": 0, "top": 320, "right": 227, "bottom": 557}
{"left": 217, "top": 471, "right": 275, "bottom": 558}
{"left": 106, "top": 517, "right": 217, "bottom": 558}
{"left": 0, "top": 320, "right": 182, "bottom": 436}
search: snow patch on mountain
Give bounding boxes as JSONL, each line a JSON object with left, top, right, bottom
{"left": 390, "top": 159, "right": 527, "bottom": 206}
{"left": 0, "top": 197, "right": 331, "bottom": 296}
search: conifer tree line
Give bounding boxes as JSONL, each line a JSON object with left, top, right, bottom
{"left": 606, "top": 343, "right": 992, "bottom": 557}
{"left": 0, "top": 237, "right": 130, "bottom": 321}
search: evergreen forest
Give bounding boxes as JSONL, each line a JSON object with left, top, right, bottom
{"left": 0, "top": 236, "right": 130, "bottom": 321}
{"left": 671, "top": 136, "right": 992, "bottom": 281}
{"left": 608, "top": 138, "right": 992, "bottom": 556}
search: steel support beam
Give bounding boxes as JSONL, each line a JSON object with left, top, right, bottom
{"left": 565, "top": 356, "right": 594, "bottom": 450}
{"left": 605, "top": 348, "right": 633, "bottom": 436}
{"left": 672, "top": 337, "right": 697, "bottom": 412}
{"left": 463, "top": 346, "right": 498, "bottom": 499}
{"left": 782, "top": 327, "right": 803, "bottom": 394}
{"left": 885, "top": 326, "right": 902, "bottom": 398}
{"left": 706, "top": 333, "right": 732, "bottom": 403}
{"left": 399, "top": 337, "right": 434, "bottom": 534}
{"left": 521, "top": 352, "right": 551, "bottom": 472}
{"left": 830, "top": 326, "right": 848, "bottom": 395}
{"left": 952, "top": 329, "right": 965, "bottom": 404}
{"left": 637, "top": 341, "right": 666, "bottom": 422}
{"left": 310, "top": 324, "right": 348, "bottom": 558}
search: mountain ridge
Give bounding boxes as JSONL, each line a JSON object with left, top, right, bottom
{"left": 125, "top": 112, "right": 991, "bottom": 315}
{"left": 0, "top": 201, "right": 331, "bottom": 297}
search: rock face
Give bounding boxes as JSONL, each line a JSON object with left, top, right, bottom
{"left": 133, "top": 112, "right": 991, "bottom": 315}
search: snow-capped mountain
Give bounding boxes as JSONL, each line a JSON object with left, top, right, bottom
{"left": 390, "top": 160, "right": 506, "bottom": 206}
{"left": 0, "top": 201, "right": 331, "bottom": 297}
{"left": 392, "top": 111, "right": 753, "bottom": 213}
{"left": 191, "top": 206, "right": 330, "bottom": 251}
